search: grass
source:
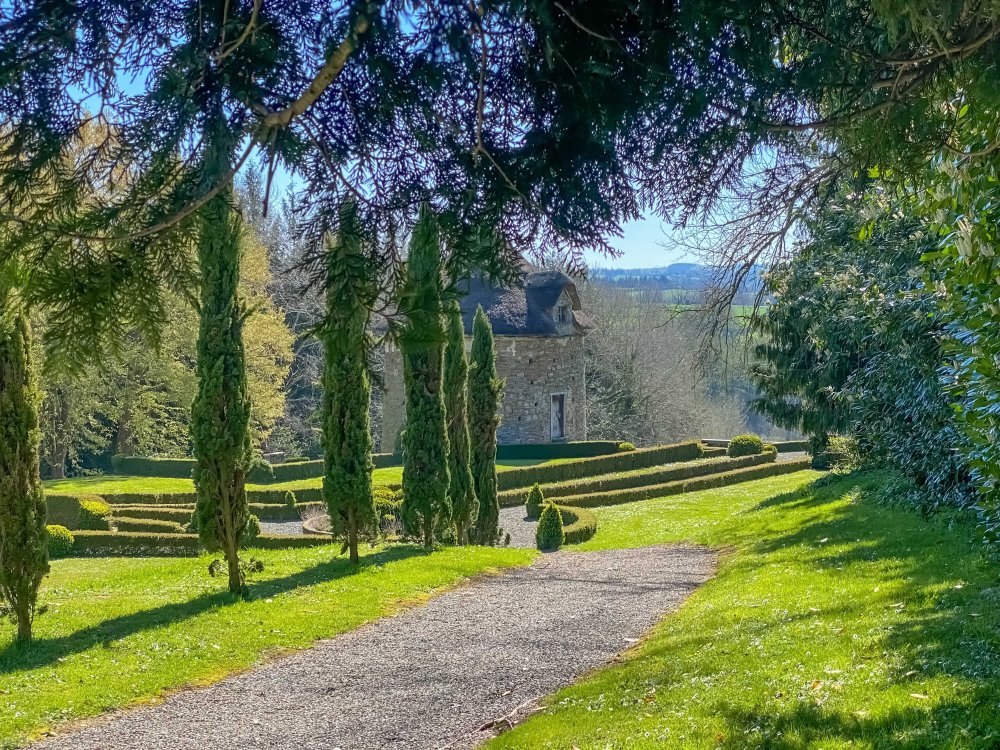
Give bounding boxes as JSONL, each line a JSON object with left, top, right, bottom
{"left": 0, "top": 544, "right": 535, "bottom": 749}
{"left": 43, "top": 460, "right": 559, "bottom": 496}
{"left": 487, "top": 470, "right": 1000, "bottom": 749}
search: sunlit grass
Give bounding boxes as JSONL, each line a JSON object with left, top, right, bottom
{"left": 0, "top": 544, "right": 535, "bottom": 748}
{"left": 489, "top": 471, "right": 1000, "bottom": 749}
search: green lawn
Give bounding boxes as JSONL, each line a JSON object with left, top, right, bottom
{"left": 488, "top": 471, "right": 1000, "bottom": 749}
{"left": 0, "top": 544, "right": 535, "bottom": 749}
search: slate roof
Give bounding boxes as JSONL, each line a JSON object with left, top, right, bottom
{"left": 457, "top": 267, "right": 594, "bottom": 337}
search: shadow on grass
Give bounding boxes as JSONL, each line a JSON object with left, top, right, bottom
{"left": 0, "top": 544, "right": 427, "bottom": 673}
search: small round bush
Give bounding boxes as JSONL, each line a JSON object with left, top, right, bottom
{"left": 525, "top": 484, "right": 545, "bottom": 519}
{"left": 535, "top": 503, "right": 565, "bottom": 551}
{"left": 617, "top": 441, "right": 636, "bottom": 452}
{"left": 77, "top": 495, "right": 113, "bottom": 530}
{"left": 727, "top": 434, "right": 764, "bottom": 458}
{"left": 47, "top": 525, "right": 75, "bottom": 558}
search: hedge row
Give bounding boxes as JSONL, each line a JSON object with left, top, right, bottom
{"left": 114, "top": 517, "right": 185, "bottom": 534}
{"left": 111, "top": 455, "right": 195, "bottom": 478}
{"left": 68, "top": 531, "right": 331, "bottom": 557}
{"left": 555, "top": 504, "right": 598, "bottom": 545}
{"left": 701, "top": 439, "right": 810, "bottom": 453}
{"left": 495, "top": 441, "right": 621, "bottom": 461}
{"left": 555, "top": 456, "right": 814, "bottom": 509}
{"left": 496, "top": 440, "right": 704, "bottom": 492}
{"left": 498, "top": 450, "right": 777, "bottom": 507}
{"left": 46, "top": 494, "right": 114, "bottom": 530}
{"left": 113, "top": 505, "right": 193, "bottom": 522}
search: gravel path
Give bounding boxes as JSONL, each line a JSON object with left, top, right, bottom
{"left": 34, "top": 545, "right": 715, "bottom": 750}
{"left": 499, "top": 505, "right": 536, "bottom": 548}
{"left": 259, "top": 520, "right": 305, "bottom": 536}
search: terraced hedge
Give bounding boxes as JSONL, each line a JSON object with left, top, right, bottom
{"left": 495, "top": 441, "right": 621, "bottom": 461}
{"left": 555, "top": 456, "right": 813, "bottom": 509}
{"left": 496, "top": 441, "right": 704, "bottom": 492}
{"left": 498, "top": 450, "right": 777, "bottom": 506}
{"left": 555, "top": 505, "right": 598, "bottom": 544}
{"left": 69, "top": 531, "right": 331, "bottom": 557}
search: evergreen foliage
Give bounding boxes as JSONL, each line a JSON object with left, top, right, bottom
{"left": 191, "top": 128, "right": 254, "bottom": 596}
{"left": 535, "top": 503, "right": 565, "bottom": 551}
{"left": 525, "top": 484, "right": 545, "bottom": 520}
{"left": 399, "top": 208, "right": 451, "bottom": 549}
{"left": 45, "top": 526, "right": 74, "bottom": 559}
{"left": 319, "top": 202, "right": 378, "bottom": 564}
{"left": 444, "top": 300, "right": 476, "bottom": 544}
{"left": 727, "top": 434, "right": 764, "bottom": 458}
{"left": 469, "top": 305, "right": 503, "bottom": 545}
{"left": 0, "top": 274, "right": 48, "bottom": 643}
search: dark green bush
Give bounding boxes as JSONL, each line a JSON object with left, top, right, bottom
{"left": 112, "top": 455, "right": 195, "bottom": 478}
{"left": 535, "top": 503, "right": 565, "bottom": 551}
{"left": 78, "top": 495, "right": 113, "bottom": 530}
{"left": 495, "top": 441, "right": 621, "bottom": 461}
{"left": 245, "top": 515, "right": 261, "bottom": 543}
{"left": 772, "top": 440, "right": 810, "bottom": 453}
{"left": 497, "top": 441, "right": 704, "bottom": 491}
{"left": 557, "top": 505, "right": 598, "bottom": 544}
{"left": 727, "top": 434, "right": 765, "bottom": 457}
{"left": 557, "top": 457, "right": 813, "bottom": 509}
{"left": 284, "top": 490, "right": 296, "bottom": 506}
{"left": 525, "top": 484, "right": 544, "bottom": 519}
{"left": 46, "top": 525, "right": 74, "bottom": 558}
{"left": 114, "top": 517, "right": 186, "bottom": 534}
{"left": 112, "top": 505, "right": 193, "bottom": 522}
{"left": 498, "top": 451, "right": 777, "bottom": 507}
{"left": 616, "top": 441, "right": 636, "bottom": 452}
{"left": 812, "top": 436, "right": 858, "bottom": 470}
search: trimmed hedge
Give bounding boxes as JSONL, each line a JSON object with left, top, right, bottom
{"left": 555, "top": 456, "right": 814, "bottom": 509}
{"left": 727, "top": 434, "right": 765, "bottom": 457}
{"left": 47, "top": 525, "right": 75, "bottom": 557}
{"left": 113, "top": 505, "right": 193, "bottom": 522}
{"left": 69, "top": 531, "right": 331, "bottom": 557}
{"left": 773, "top": 440, "right": 810, "bottom": 453}
{"left": 113, "top": 517, "right": 186, "bottom": 534}
{"left": 112, "top": 455, "right": 195, "bottom": 478}
{"left": 496, "top": 441, "right": 704, "bottom": 492}
{"left": 498, "top": 450, "right": 777, "bottom": 507}
{"left": 495, "top": 441, "right": 621, "bottom": 461}
{"left": 535, "top": 503, "right": 565, "bottom": 550}
{"left": 46, "top": 494, "right": 114, "bottom": 530}
{"left": 556, "top": 505, "right": 598, "bottom": 545}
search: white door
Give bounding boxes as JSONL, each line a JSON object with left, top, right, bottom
{"left": 550, "top": 394, "right": 566, "bottom": 440}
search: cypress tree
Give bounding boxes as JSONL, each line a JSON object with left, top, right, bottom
{"left": 191, "top": 118, "right": 254, "bottom": 596}
{"left": 399, "top": 208, "right": 450, "bottom": 549}
{"left": 320, "top": 202, "right": 378, "bottom": 564}
{"left": 0, "top": 271, "right": 47, "bottom": 644}
{"left": 444, "top": 300, "right": 476, "bottom": 544}
{"left": 469, "top": 305, "right": 503, "bottom": 545}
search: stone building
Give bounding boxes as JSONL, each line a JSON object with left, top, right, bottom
{"left": 381, "top": 264, "right": 594, "bottom": 447}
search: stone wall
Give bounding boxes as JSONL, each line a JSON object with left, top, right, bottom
{"left": 381, "top": 334, "right": 588, "bottom": 448}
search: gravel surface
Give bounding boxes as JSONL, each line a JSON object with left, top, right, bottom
{"left": 499, "top": 505, "right": 536, "bottom": 548}
{"left": 34, "top": 545, "right": 715, "bottom": 750}
{"left": 258, "top": 520, "right": 305, "bottom": 536}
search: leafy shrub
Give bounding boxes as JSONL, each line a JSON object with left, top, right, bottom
{"left": 535, "top": 503, "right": 564, "bottom": 550}
{"left": 525, "top": 484, "right": 544, "bottom": 519}
{"left": 284, "top": 490, "right": 296, "bottom": 506}
{"left": 77, "top": 495, "right": 113, "bottom": 530}
{"left": 497, "top": 441, "right": 704, "bottom": 491}
{"left": 245, "top": 515, "right": 261, "bottom": 542}
{"left": 727, "top": 434, "right": 764, "bottom": 458}
{"left": 46, "top": 525, "right": 74, "bottom": 558}
{"left": 812, "top": 436, "right": 858, "bottom": 470}
{"left": 617, "top": 441, "right": 636, "bottom": 452}
{"left": 374, "top": 486, "right": 403, "bottom": 534}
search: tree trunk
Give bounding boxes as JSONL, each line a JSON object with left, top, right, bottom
{"left": 423, "top": 515, "right": 433, "bottom": 549}
{"left": 348, "top": 507, "right": 359, "bottom": 565}
{"left": 456, "top": 521, "right": 466, "bottom": 546}
{"left": 50, "top": 446, "right": 66, "bottom": 480}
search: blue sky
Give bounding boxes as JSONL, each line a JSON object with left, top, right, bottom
{"left": 590, "top": 216, "right": 691, "bottom": 270}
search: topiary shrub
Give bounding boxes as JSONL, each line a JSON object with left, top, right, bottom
{"left": 617, "top": 441, "right": 636, "bottom": 452}
{"left": 525, "top": 484, "right": 545, "bottom": 519}
{"left": 535, "top": 503, "right": 565, "bottom": 551}
{"left": 46, "top": 525, "right": 74, "bottom": 558}
{"left": 245, "top": 515, "right": 262, "bottom": 543}
{"left": 374, "top": 486, "right": 404, "bottom": 535}
{"left": 77, "top": 495, "right": 114, "bottom": 530}
{"left": 727, "top": 434, "right": 764, "bottom": 458}
{"left": 284, "top": 490, "right": 296, "bottom": 507}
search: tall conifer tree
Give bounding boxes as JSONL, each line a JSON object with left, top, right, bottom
{"left": 0, "top": 267, "right": 47, "bottom": 644}
{"left": 444, "top": 300, "right": 476, "bottom": 544}
{"left": 191, "top": 114, "right": 254, "bottom": 596}
{"left": 399, "top": 208, "right": 450, "bottom": 548}
{"left": 469, "top": 305, "right": 503, "bottom": 545}
{"left": 320, "top": 202, "right": 378, "bottom": 564}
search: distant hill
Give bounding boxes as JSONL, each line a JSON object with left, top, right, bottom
{"left": 588, "top": 263, "right": 713, "bottom": 290}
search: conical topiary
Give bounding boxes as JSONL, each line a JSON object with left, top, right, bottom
{"left": 535, "top": 503, "right": 565, "bottom": 551}
{"left": 525, "top": 483, "right": 544, "bottom": 520}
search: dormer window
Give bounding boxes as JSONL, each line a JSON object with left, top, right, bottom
{"left": 556, "top": 305, "right": 570, "bottom": 324}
